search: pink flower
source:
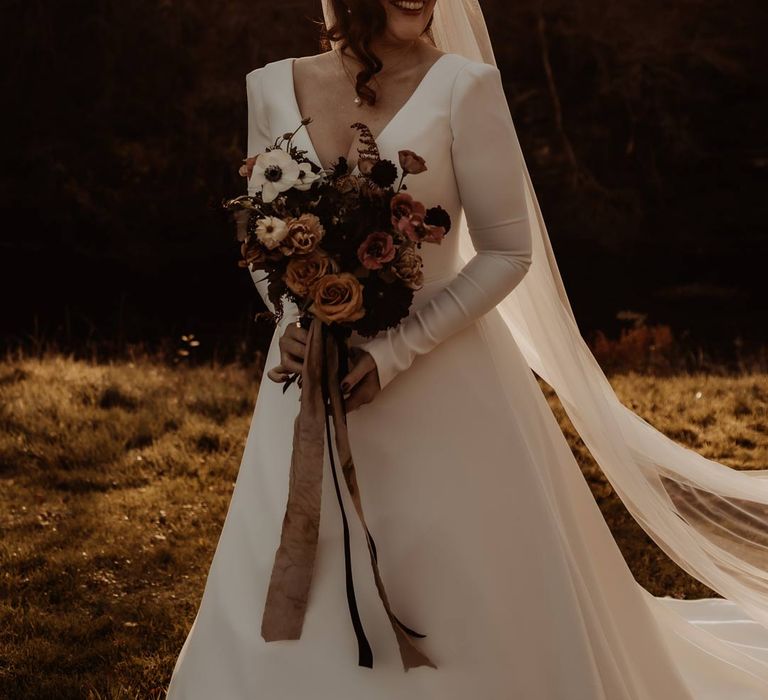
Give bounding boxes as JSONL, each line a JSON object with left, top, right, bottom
{"left": 357, "top": 231, "right": 396, "bottom": 270}
{"left": 390, "top": 193, "right": 427, "bottom": 242}
{"left": 421, "top": 223, "right": 447, "bottom": 244}
{"left": 398, "top": 150, "right": 428, "bottom": 175}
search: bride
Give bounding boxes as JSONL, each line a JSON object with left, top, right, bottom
{"left": 167, "top": 1, "right": 768, "bottom": 697}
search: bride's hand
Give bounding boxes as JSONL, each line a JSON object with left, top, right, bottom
{"left": 266, "top": 322, "right": 308, "bottom": 383}
{"left": 267, "top": 325, "right": 381, "bottom": 410}
{"left": 341, "top": 347, "right": 381, "bottom": 412}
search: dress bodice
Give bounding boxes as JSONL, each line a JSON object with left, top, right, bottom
{"left": 248, "top": 52, "right": 532, "bottom": 388}
{"left": 257, "top": 54, "right": 470, "bottom": 310}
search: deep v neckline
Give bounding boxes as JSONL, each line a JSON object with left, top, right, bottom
{"left": 287, "top": 53, "right": 452, "bottom": 173}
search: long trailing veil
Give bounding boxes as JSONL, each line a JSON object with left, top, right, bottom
{"left": 322, "top": 0, "right": 768, "bottom": 686}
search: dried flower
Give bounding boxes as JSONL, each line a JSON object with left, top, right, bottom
{"left": 280, "top": 213, "right": 326, "bottom": 256}
{"left": 391, "top": 245, "right": 425, "bottom": 289}
{"left": 334, "top": 173, "right": 362, "bottom": 194}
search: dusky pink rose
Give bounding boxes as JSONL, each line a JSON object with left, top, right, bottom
{"left": 421, "top": 223, "right": 447, "bottom": 244}
{"left": 390, "top": 192, "right": 427, "bottom": 242}
{"left": 357, "top": 231, "right": 396, "bottom": 270}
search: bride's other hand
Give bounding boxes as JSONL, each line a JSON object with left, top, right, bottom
{"left": 266, "top": 322, "right": 308, "bottom": 383}
{"left": 341, "top": 348, "right": 381, "bottom": 411}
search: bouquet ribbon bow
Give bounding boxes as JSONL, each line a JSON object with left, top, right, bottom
{"left": 259, "top": 316, "right": 437, "bottom": 671}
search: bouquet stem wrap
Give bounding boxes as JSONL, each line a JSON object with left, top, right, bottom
{"left": 260, "top": 317, "right": 437, "bottom": 671}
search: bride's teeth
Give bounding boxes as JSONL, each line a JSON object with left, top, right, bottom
{"left": 392, "top": 0, "right": 424, "bottom": 10}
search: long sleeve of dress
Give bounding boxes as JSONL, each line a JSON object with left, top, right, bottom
{"left": 355, "top": 61, "right": 533, "bottom": 391}
{"left": 245, "top": 67, "right": 301, "bottom": 329}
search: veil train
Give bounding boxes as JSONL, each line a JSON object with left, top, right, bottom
{"left": 322, "top": 0, "right": 768, "bottom": 689}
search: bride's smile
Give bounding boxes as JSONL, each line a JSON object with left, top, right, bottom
{"left": 388, "top": 0, "right": 427, "bottom": 15}
{"left": 379, "top": 0, "right": 437, "bottom": 40}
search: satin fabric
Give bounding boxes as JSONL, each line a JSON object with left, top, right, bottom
{"left": 166, "top": 53, "right": 768, "bottom": 698}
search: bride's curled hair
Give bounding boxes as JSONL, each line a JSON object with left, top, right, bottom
{"left": 321, "top": 0, "right": 436, "bottom": 107}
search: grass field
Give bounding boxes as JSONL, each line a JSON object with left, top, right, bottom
{"left": 0, "top": 356, "right": 766, "bottom": 698}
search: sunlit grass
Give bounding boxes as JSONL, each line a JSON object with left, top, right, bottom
{"left": 0, "top": 356, "right": 765, "bottom": 698}
{"left": 0, "top": 357, "right": 258, "bottom": 699}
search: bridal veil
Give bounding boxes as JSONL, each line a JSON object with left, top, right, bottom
{"left": 321, "top": 0, "right": 768, "bottom": 687}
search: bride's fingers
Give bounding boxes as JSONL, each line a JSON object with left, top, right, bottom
{"left": 344, "top": 373, "right": 378, "bottom": 412}
{"left": 280, "top": 336, "right": 306, "bottom": 361}
{"left": 279, "top": 352, "right": 304, "bottom": 374}
{"left": 340, "top": 352, "right": 375, "bottom": 393}
{"left": 267, "top": 365, "right": 291, "bottom": 383}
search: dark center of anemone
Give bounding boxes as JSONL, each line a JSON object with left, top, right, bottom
{"left": 264, "top": 165, "right": 283, "bottom": 182}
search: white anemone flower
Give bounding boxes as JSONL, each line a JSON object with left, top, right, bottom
{"left": 293, "top": 162, "right": 322, "bottom": 191}
{"left": 250, "top": 149, "right": 301, "bottom": 203}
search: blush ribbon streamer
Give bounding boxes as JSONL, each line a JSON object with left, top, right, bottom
{"left": 260, "top": 317, "right": 437, "bottom": 671}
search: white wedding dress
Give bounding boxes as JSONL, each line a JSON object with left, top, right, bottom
{"left": 166, "top": 53, "right": 768, "bottom": 699}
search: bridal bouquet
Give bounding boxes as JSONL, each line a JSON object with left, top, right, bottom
{"left": 225, "top": 118, "right": 450, "bottom": 344}
{"left": 222, "top": 118, "right": 446, "bottom": 671}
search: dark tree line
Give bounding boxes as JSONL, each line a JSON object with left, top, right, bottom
{"left": 1, "top": 0, "right": 766, "bottom": 359}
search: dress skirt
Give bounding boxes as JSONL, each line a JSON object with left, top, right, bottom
{"left": 165, "top": 297, "right": 731, "bottom": 699}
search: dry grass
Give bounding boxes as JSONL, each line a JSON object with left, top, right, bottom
{"left": 0, "top": 357, "right": 259, "bottom": 699}
{"left": 0, "top": 356, "right": 766, "bottom": 698}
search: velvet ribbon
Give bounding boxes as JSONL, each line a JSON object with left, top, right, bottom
{"left": 260, "top": 316, "right": 437, "bottom": 671}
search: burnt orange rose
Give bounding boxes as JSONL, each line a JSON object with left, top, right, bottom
{"left": 309, "top": 272, "right": 365, "bottom": 324}
{"left": 280, "top": 213, "right": 326, "bottom": 256}
{"left": 284, "top": 250, "right": 334, "bottom": 298}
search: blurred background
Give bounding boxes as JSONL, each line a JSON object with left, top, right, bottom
{"left": 1, "top": 2, "right": 767, "bottom": 697}
{"left": 3, "top": 0, "right": 766, "bottom": 367}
